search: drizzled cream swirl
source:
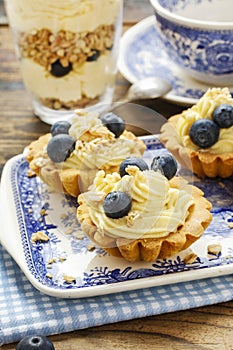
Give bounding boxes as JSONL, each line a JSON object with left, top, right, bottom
{"left": 80, "top": 166, "right": 194, "bottom": 240}
{"left": 176, "top": 88, "right": 233, "bottom": 153}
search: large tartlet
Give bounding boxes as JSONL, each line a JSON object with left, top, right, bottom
{"left": 160, "top": 88, "right": 233, "bottom": 178}
{"left": 77, "top": 166, "right": 212, "bottom": 262}
{"left": 26, "top": 110, "right": 146, "bottom": 197}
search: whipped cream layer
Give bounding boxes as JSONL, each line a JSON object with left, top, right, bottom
{"left": 176, "top": 88, "right": 233, "bottom": 154}
{"left": 6, "top": 0, "right": 122, "bottom": 33}
{"left": 20, "top": 54, "right": 116, "bottom": 102}
{"left": 81, "top": 166, "right": 194, "bottom": 240}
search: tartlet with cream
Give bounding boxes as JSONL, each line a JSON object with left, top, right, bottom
{"left": 26, "top": 110, "right": 146, "bottom": 197}
{"left": 160, "top": 88, "right": 233, "bottom": 178}
{"left": 77, "top": 157, "right": 212, "bottom": 262}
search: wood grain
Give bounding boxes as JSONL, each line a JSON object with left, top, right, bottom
{"left": 0, "top": 0, "right": 7, "bottom": 24}
{"left": 1, "top": 11, "right": 233, "bottom": 350}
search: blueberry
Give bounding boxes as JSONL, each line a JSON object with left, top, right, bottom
{"left": 50, "top": 59, "right": 72, "bottom": 77}
{"left": 87, "top": 50, "right": 100, "bottom": 61}
{"left": 189, "top": 119, "right": 219, "bottom": 148}
{"left": 100, "top": 113, "right": 125, "bottom": 138}
{"left": 47, "top": 134, "right": 75, "bottom": 162}
{"left": 119, "top": 157, "right": 149, "bottom": 177}
{"left": 213, "top": 104, "right": 233, "bottom": 128}
{"left": 151, "top": 153, "right": 178, "bottom": 180}
{"left": 16, "top": 335, "right": 55, "bottom": 350}
{"left": 103, "top": 191, "right": 132, "bottom": 219}
{"left": 50, "top": 121, "right": 71, "bottom": 136}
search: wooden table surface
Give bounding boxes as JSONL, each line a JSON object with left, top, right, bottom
{"left": 1, "top": 2, "right": 233, "bottom": 350}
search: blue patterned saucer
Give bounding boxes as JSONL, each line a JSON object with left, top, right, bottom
{"left": 118, "top": 16, "right": 233, "bottom": 106}
{"left": 0, "top": 135, "right": 233, "bottom": 298}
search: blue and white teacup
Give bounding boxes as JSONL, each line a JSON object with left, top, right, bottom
{"left": 150, "top": 0, "right": 233, "bottom": 85}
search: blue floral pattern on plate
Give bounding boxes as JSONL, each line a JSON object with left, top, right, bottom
{"left": 8, "top": 135, "right": 233, "bottom": 295}
{"left": 118, "top": 16, "right": 233, "bottom": 105}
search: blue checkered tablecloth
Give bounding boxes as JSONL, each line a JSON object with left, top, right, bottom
{"left": 1, "top": 244, "right": 233, "bottom": 345}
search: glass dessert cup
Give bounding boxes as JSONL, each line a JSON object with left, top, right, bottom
{"left": 5, "top": 0, "right": 123, "bottom": 124}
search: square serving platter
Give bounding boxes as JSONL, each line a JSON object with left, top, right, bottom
{"left": 0, "top": 135, "right": 233, "bottom": 298}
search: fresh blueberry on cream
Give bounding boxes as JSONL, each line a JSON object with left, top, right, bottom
{"left": 103, "top": 191, "right": 132, "bottom": 219}
{"left": 100, "top": 112, "right": 125, "bottom": 138}
{"left": 119, "top": 157, "right": 149, "bottom": 177}
{"left": 47, "top": 134, "right": 75, "bottom": 163}
{"left": 189, "top": 119, "right": 219, "bottom": 149}
{"left": 213, "top": 104, "right": 233, "bottom": 128}
{"left": 151, "top": 153, "right": 178, "bottom": 180}
{"left": 51, "top": 121, "right": 71, "bottom": 136}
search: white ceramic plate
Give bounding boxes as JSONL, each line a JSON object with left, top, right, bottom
{"left": 118, "top": 16, "right": 233, "bottom": 106}
{"left": 0, "top": 135, "right": 233, "bottom": 298}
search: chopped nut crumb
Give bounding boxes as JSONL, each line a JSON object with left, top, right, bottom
{"left": 47, "top": 258, "right": 56, "bottom": 264}
{"left": 31, "top": 231, "right": 49, "bottom": 243}
{"left": 40, "top": 208, "right": 47, "bottom": 216}
{"left": 41, "top": 95, "right": 99, "bottom": 112}
{"left": 73, "top": 231, "right": 85, "bottom": 240}
{"left": 87, "top": 243, "right": 96, "bottom": 252}
{"left": 126, "top": 211, "right": 140, "bottom": 227}
{"left": 228, "top": 222, "right": 233, "bottom": 229}
{"left": 65, "top": 228, "right": 73, "bottom": 235}
{"left": 183, "top": 253, "right": 198, "bottom": 264}
{"left": 59, "top": 256, "right": 67, "bottom": 262}
{"left": 63, "top": 275, "right": 76, "bottom": 283}
{"left": 207, "top": 243, "right": 222, "bottom": 255}
{"left": 27, "top": 169, "right": 36, "bottom": 177}
{"left": 224, "top": 255, "right": 231, "bottom": 260}
{"left": 46, "top": 273, "right": 53, "bottom": 279}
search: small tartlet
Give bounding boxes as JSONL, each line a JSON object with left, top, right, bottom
{"left": 25, "top": 110, "right": 146, "bottom": 197}
{"left": 160, "top": 88, "right": 233, "bottom": 178}
{"left": 77, "top": 164, "right": 212, "bottom": 262}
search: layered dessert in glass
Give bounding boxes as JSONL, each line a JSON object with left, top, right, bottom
{"left": 5, "top": 0, "right": 123, "bottom": 123}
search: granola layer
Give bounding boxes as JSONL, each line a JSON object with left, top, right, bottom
{"left": 18, "top": 25, "right": 115, "bottom": 73}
